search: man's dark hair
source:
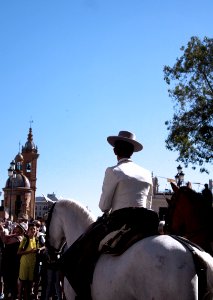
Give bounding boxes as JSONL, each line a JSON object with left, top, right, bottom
{"left": 114, "top": 140, "right": 134, "bottom": 158}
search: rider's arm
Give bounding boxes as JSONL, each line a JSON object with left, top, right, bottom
{"left": 99, "top": 167, "right": 118, "bottom": 213}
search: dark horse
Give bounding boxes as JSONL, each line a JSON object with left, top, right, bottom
{"left": 166, "top": 182, "right": 213, "bottom": 255}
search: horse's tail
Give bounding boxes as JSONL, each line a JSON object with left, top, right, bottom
{"left": 194, "top": 249, "right": 213, "bottom": 299}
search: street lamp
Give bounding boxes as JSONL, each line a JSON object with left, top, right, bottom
{"left": 8, "top": 160, "right": 16, "bottom": 219}
{"left": 175, "top": 164, "right": 185, "bottom": 187}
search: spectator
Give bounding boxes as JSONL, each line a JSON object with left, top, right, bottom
{"left": 17, "top": 214, "right": 29, "bottom": 232}
{"left": 3, "top": 221, "right": 11, "bottom": 235}
{"left": 44, "top": 249, "right": 63, "bottom": 300}
{"left": 40, "top": 221, "right": 46, "bottom": 235}
{"left": 1, "top": 223, "right": 24, "bottom": 300}
{"left": 32, "top": 220, "right": 46, "bottom": 300}
{"left": 17, "top": 223, "right": 42, "bottom": 300}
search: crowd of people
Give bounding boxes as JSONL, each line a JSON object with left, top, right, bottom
{"left": 0, "top": 215, "right": 64, "bottom": 300}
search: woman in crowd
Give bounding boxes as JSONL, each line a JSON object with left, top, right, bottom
{"left": 0, "top": 223, "right": 25, "bottom": 300}
{"left": 17, "top": 223, "right": 42, "bottom": 300}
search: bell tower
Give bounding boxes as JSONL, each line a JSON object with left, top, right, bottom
{"left": 3, "top": 126, "right": 39, "bottom": 220}
{"left": 21, "top": 126, "right": 39, "bottom": 218}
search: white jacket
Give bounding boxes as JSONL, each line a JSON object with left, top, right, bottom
{"left": 99, "top": 158, "right": 153, "bottom": 213}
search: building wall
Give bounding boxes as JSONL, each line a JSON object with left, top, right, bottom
{"left": 35, "top": 193, "right": 58, "bottom": 219}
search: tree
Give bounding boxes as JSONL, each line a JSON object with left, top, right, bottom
{"left": 163, "top": 36, "right": 213, "bottom": 173}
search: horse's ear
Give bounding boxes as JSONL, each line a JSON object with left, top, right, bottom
{"left": 170, "top": 182, "right": 179, "bottom": 193}
{"left": 42, "top": 193, "right": 56, "bottom": 203}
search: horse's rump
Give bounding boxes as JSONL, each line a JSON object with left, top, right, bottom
{"left": 93, "top": 235, "right": 200, "bottom": 300}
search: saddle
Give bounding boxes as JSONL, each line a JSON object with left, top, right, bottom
{"left": 99, "top": 207, "right": 159, "bottom": 255}
{"left": 99, "top": 223, "right": 156, "bottom": 256}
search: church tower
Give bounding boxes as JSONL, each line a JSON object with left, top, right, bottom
{"left": 21, "top": 126, "right": 39, "bottom": 218}
{"left": 3, "top": 126, "right": 39, "bottom": 220}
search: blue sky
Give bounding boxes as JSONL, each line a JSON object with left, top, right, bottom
{"left": 0, "top": 0, "right": 212, "bottom": 217}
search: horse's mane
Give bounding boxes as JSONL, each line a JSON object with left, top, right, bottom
{"left": 46, "top": 199, "right": 96, "bottom": 250}
{"left": 56, "top": 198, "right": 96, "bottom": 223}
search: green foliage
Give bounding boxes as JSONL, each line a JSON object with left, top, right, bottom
{"left": 164, "top": 36, "right": 213, "bottom": 173}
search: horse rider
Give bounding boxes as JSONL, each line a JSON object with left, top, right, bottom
{"left": 60, "top": 130, "right": 159, "bottom": 300}
{"left": 99, "top": 130, "right": 153, "bottom": 212}
{"left": 202, "top": 183, "right": 213, "bottom": 209}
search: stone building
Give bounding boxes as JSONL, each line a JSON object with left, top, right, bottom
{"left": 35, "top": 193, "right": 58, "bottom": 219}
{"left": 151, "top": 176, "right": 171, "bottom": 220}
{"left": 3, "top": 127, "right": 39, "bottom": 220}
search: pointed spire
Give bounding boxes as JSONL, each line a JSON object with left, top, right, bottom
{"left": 22, "top": 126, "right": 37, "bottom": 153}
{"left": 28, "top": 127, "right": 33, "bottom": 143}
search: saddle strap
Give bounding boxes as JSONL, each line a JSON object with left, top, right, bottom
{"left": 169, "top": 235, "right": 207, "bottom": 300}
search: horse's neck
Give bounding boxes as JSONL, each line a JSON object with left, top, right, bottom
{"left": 63, "top": 206, "right": 94, "bottom": 246}
{"left": 172, "top": 192, "right": 205, "bottom": 230}
{"left": 174, "top": 193, "right": 193, "bottom": 217}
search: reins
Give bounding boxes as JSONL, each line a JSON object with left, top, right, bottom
{"left": 46, "top": 202, "right": 67, "bottom": 255}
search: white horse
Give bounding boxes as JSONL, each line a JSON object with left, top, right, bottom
{"left": 46, "top": 199, "right": 213, "bottom": 300}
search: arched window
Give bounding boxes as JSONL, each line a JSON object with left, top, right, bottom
{"left": 16, "top": 162, "right": 22, "bottom": 171}
{"left": 26, "top": 163, "right": 31, "bottom": 173}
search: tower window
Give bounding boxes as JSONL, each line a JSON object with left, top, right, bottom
{"left": 17, "top": 162, "right": 22, "bottom": 171}
{"left": 26, "top": 163, "right": 31, "bottom": 172}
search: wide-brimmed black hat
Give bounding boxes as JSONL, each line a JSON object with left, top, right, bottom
{"left": 107, "top": 130, "right": 143, "bottom": 152}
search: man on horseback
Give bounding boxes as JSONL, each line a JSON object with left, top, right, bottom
{"left": 60, "top": 130, "right": 159, "bottom": 300}
{"left": 202, "top": 183, "right": 213, "bottom": 209}
{"left": 99, "top": 130, "right": 153, "bottom": 212}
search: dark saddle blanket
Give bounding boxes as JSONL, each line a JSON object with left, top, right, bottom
{"left": 99, "top": 208, "right": 159, "bottom": 255}
{"left": 99, "top": 224, "right": 152, "bottom": 255}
